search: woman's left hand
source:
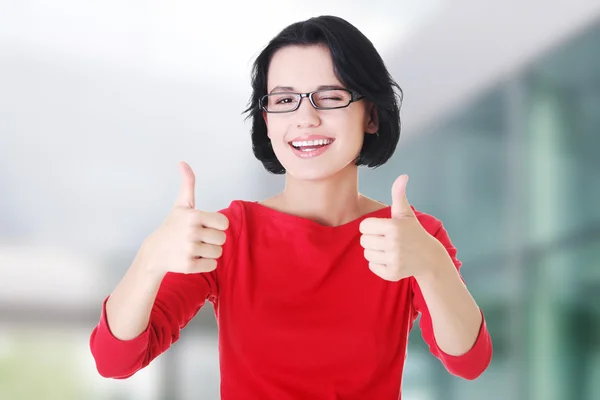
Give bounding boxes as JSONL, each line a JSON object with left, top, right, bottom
{"left": 359, "top": 175, "right": 447, "bottom": 282}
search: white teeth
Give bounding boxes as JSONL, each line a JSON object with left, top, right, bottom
{"left": 291, "top": 139, "right": 333, "bottom": 148}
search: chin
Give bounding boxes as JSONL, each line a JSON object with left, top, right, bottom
{"left": 283, "top": 159, "right": 358, "bottom": 182}
{"left": 272, "top": 141, "right": 362, "bottom": 182}
{"left": 286, "top": 169, "right": 334, "bottom": 182}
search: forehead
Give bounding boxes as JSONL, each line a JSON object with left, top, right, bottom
{"left": 267, "top": 45, "right": 341, "bottom": 92}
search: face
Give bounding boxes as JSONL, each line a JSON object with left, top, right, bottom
{"left": 263, "top": 44, "right": 378, "bottom": 181}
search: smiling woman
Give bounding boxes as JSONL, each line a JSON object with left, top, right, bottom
{"left": 89, "top": 15, "right": 492, "bottom": 400}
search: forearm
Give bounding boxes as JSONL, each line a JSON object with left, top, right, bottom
{"left": 105, "top": 244, "right": 166, "bottom": 341}
{"left": 415, "top": 250, "right": 483, "bottom": 356}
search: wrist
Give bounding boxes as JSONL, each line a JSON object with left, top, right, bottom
{"left": 414, "top": 242, "right": 455, "bottom": 284}
{"left": 134, "top": 240, "right": 166, "bottom": 282}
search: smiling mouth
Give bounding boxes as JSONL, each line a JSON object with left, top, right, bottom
{"left": 289, "top": 138, "right": 334, "bottom": 152}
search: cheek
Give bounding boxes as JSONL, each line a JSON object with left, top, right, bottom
{"left": 339, "top": 109, "right": 368, "bottom": 137}
{"left": 265, "top": 117, "right": 288, "bottom": 140}
{"left": 267, "top": 122, "right": 281, "bottom": 147}
{"left": 341, "top": 117, "right": 368, "bottom": 147}
{"left": 265, "top": 122, "right": 292, "bottom": 156}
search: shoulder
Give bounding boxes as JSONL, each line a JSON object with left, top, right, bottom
{"left": 217, "top": 199, "right": 246, "bottom": 221}
{"left": 216, "top": 200, "right": 268, "bottom": 238}
{"left": 216, "top": 200, "right": 250, "bottom": 237}
{"left": 217, "top": 199, "right": 266, "bottom": 222}
{"left": 211, "top": 201, "right": 252, "bottom": 270}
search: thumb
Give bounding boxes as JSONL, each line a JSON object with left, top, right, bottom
{"left": 175, "top": 161, "right": 195, "bottom": 208}
{"left": 391, "top": 174, "right": 413, "bottom": 219}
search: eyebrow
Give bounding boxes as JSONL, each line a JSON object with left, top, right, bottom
{"left": 268, "top": 85, "right": 345, "bottom": 94}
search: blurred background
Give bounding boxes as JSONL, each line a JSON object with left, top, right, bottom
{"left": 1, "top": 0, "right": 599, "bottom": 399}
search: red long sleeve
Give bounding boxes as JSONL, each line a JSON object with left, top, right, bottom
{"left": 89, "top": 271, "right": 218, "bottom": 378}
{"left": 90, "top": 201, "right": 492, "bottom": 398}
{"left": 411, "top": 221, "right": 493, "bottom": 380}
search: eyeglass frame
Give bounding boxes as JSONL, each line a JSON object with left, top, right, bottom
{"left": 259, "top": 88, "right": 365, "bottom": 113}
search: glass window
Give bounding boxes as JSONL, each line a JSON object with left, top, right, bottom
{"left": 519, "top": 19, "right": 600, "bottom": 400}
{"left": 393, "top": 18, "right": 600, "bottom": 400}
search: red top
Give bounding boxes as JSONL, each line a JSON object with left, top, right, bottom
{"left": 90, "top": 200, "right": 492, "bottom": 399}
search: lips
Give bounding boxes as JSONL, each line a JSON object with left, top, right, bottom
{"left": 288, "top": 135, "right": 335, "bottom": 158}
{"left": 289, "top": 138, "right": 334, "bottom": 151}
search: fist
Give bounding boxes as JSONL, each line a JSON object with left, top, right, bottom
{"left": 359, "top": 175, "right": 443, "bottom": 281}
{"left": 142, "top": 161, "right": 229, "bottom": 274}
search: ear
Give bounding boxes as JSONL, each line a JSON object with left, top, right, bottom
{"left": 364, "top": 102, "right": 379, "bottom": 134}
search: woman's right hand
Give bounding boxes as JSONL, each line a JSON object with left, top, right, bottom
{"left": 139, "top": 161, "right": 230, "bottom": 275}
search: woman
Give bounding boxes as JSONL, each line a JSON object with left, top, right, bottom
{"left": 90, "top": 15, "right": 492, "bottom": 399}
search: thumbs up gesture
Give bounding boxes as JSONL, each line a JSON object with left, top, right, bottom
{"left": 359, "top": 175, "right": 445, "bottom": 281}
{"left": 140, "top": 161, "right": 230, "bottom": 275}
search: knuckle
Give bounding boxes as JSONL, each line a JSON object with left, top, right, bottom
{"left": 201, "top": 258, "right": 218, "bottom": 271}
{"left": 214, "top": 245, "right": 223, "bottom": 259}
{"left": 217, "top": 231, "right": 227, "bottom": 245}
{"left": 198, "top": 243, "right": 210, "bottom": 257}
{"left": 191, "top": 212, "right": 204, "bottom": 226}
{"left": 359, "top": 235, "right": 367, "bottom": 248}
{"left": 219, "top": 214, "right": 230, "bottom": 230}
{"left": 359, "top": 219, "right": 370, "bottom": 233}
{"left": 184, "top": 215, "right": 196, "bottom": 229}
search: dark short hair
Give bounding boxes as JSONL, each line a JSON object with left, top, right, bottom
{"left": 243, "top": 15, "right": 403, "bottom": 174}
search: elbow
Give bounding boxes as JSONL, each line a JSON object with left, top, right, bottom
{"left": 97, "top": 369, "right": 139, "bottom": 380}
{"left": 95, "top": 366, "right": 134, "bottom": 380}
{"left": 451, "top": 350, "right": 493, "bottom": 381}
{"left": 93, "top": 357, "right": 140, "bottom": 380}
{"left": 89, "top": 327, "right": 147, "bottom": 379}
{"left": 91, "top": 347, "right": 145, "bottom": 379}
{"left": 447, "top": 316, "right": 494, "bottom": 380}
{"left": 456, "top": 368, "right": 487, "bottom": 381}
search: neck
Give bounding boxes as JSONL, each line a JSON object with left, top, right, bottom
{"left": 277, "top": 165, "right": 365, "bottom": 226}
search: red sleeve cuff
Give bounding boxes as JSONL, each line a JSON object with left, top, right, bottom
{"left": 89, "top": 296, "right": 151, "bottom": 378}
{"left": 434, "top": 309, "right": 493, "bottom": 380}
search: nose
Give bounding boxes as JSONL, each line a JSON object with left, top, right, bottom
{"left": 295, "top": 96, "right": 321, "bottom": 128}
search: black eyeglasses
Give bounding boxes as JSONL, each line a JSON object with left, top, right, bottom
{"left": 259, "top": 88, "right": 364, "bottom": 113}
